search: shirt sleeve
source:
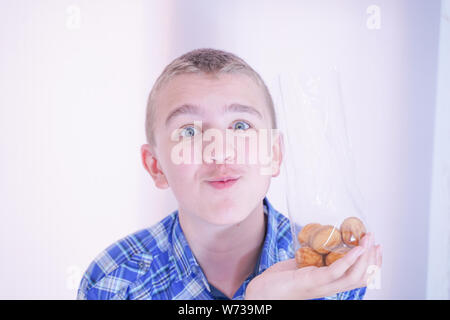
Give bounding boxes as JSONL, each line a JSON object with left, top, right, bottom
{"left": 316, "top": 287, "right": 367, "bottom": 300}
{"left": 76, "top": 248, "right": 135, "bottom": 300}
{"left": 338, "top": 287, "right": 367, "bottom": 300}
{"left": 76, "top": 256, "right": 109, "bottom": 300}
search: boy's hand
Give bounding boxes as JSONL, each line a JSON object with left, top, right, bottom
{"left": 244, "top": 233, "right": 382, "bottom": 300}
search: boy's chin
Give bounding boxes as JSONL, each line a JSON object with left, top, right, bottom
{"left": 199, "top": 201, "right": 254, "bottom": 226}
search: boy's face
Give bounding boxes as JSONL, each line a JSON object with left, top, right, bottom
{"left": 142, "top": 72, "right": 283, "bottom": 226}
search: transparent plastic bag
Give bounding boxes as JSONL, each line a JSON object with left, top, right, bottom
{"left": 275, "top": 66, "right": 370, "bottom": 268}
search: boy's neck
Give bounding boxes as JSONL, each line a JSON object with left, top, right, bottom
{"left": 178, "top": 200, "right": 267, "bottom": 298}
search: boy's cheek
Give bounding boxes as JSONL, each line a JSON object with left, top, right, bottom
{"left": 166, "top": 164, "right": 196, "bottom": 184}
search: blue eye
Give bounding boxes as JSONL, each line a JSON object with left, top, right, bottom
{"left": 233, "top": 121, "right": 251, "bottom": 131}
{"left": 179, "top": 125, "right": 199, "bottom": 138}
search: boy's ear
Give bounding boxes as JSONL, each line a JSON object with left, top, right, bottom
{"left": 270, "top": 130, "right": 284, "bottom": 177}
{"left": 141, "top": 144, "right": 169, "bottom": 189}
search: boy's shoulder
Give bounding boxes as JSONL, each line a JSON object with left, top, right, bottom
{"left": 77, "top": 210, "right": 179, "bottom": 300}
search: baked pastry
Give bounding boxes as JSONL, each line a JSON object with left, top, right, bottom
{"left": 325, "top": 246, "right": 351, "bottom": 266}
{"left": 340, "top": 217, "right": 366, "bottom": 247}
{"left": 295, "top": 247, "right": 324, "bottom": 268}
{"left": 297, "top": 223, "right": 322, "bottom": 246}
{"left": 310, "top": 225, "right": 342, "bottom": 254}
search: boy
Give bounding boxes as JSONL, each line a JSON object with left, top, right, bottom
{"left": 77, "top": 48, "right": 382, "bottom": 300}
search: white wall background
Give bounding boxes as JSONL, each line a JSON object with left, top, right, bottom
{"left": 427, "top": 0, "right": 450, "bottom": 300}
{"left": 0, "top": 0, "right": 447, "bottom": 299}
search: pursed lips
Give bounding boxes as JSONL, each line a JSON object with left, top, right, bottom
{"left": 206, "top": 176, "right": 241, "bottom": 182}
{"left": 205, "top": 176, "right": 241, "bottom": 189}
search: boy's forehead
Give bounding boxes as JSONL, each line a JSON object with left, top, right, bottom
{"left": 160, "top": 73, "right": 263, "bottom": 103}
{"left": 154, "top": 73, "right": 270, "bottom": 121}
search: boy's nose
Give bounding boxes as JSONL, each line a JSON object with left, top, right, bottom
{"left": 209, "top": 142, "right": 235, "bottom": 164}
{"left": 204, "top": 132, "right": 236, "bottom": 164}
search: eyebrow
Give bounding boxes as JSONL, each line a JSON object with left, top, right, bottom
{"left": 226, "top": 103, "right": 263, "bottom": 120}
{"left": 165, "top": 103, "right": 263, "bottom": 127}
{"left": 165, "top": 104, "right": 203, "bottom": 127}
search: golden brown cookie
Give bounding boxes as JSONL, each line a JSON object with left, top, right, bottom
{"left": 340, "top": 217, "right": 366, "bottom": 247}
{"left": 310, "top": 225, "right": 342, "bottom": 254}
{"left": 297, "top": 223, "right": 322, "bottom": 246}
{"left": 295, "top": 247, "right": 324, "bottom": 268}
{"left": 324, "top": 246, "right": 351, "bottom": 266}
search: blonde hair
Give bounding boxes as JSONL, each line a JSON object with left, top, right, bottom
{"left": 145, "top": 48, "right": 276, "bottom": 146}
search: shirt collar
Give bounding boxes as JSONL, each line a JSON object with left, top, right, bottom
{"left": 169, "top": 196, "right": 282, "bottom": 281}
{"left": 257, "top": 197, "right": 281, "bottom": 273}
{"left": 171, "top": 214, "right": 201, "bottom": 280}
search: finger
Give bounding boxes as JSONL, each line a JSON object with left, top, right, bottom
{"left": 360, "top": 234, "right": 377, "bottom": 271}
{"left": 367, "top": 235, "right": 381, "bottom": 270}
{"left": 326, "top": 248, "right": 376, "bottom": 293}
{"left": 324, "top": 234, "right": 376, "bottom": 292}
{"left": 346, "top": 233, "right": 377, "bottom": 286}
{"left": 307, "top": 245, "right": 373, "bottom": 298}
{"left": 296, "top": 236, "right": 369, "bottom": 298}
{"left": 346, "top": 241, "right": 382, "bottom": 292}
{"left": 367, "top": 240, "right": 382, "bottom": 272}
{"left": 357, "top": 244, "right": 378, "bottom": 287}
{"left": 314, "top": 234, "right": 377, "bottom": 295}
{"left": 376, "top": 244, "right": 382, "bottom": 268}
{"left": 368, "top": 243, "right": 378, "bottom": 269}
{"left": 358, "top": 232, "right": 372, "bottom": 251}
{"left": 313, "top": 245, "right": 366, "bottom": 285}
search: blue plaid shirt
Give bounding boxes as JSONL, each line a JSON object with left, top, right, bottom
{"left": 77, "top": 197, "right": 366, "bottom": 300}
